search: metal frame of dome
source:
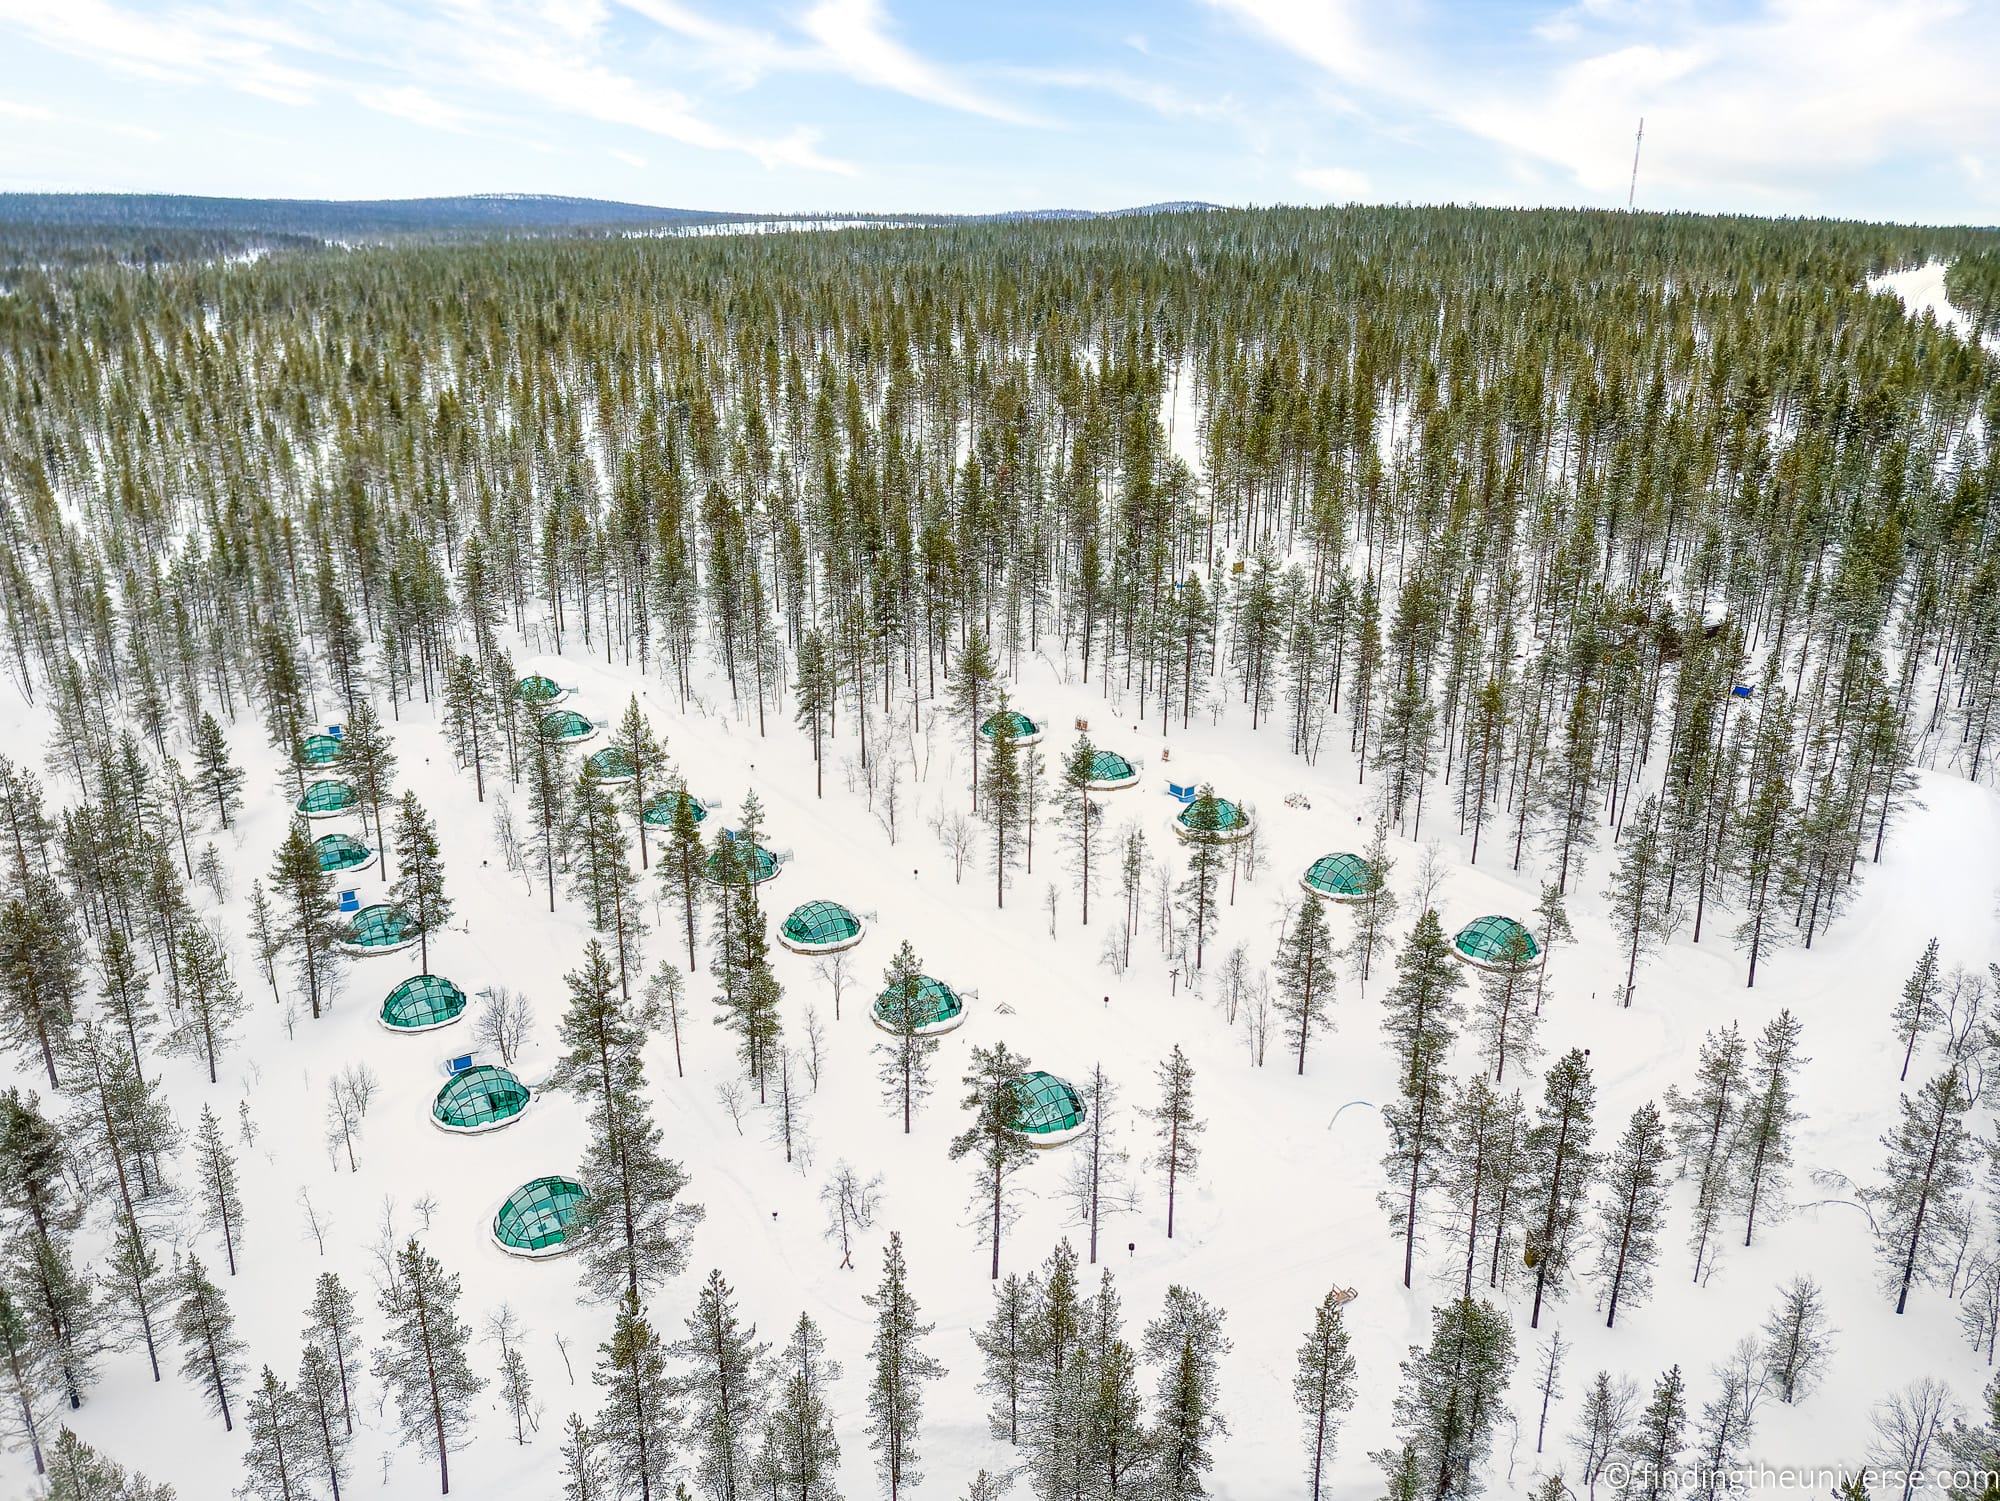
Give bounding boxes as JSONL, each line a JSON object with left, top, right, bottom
{"left": 491, "top": 1175, "right": 589, "bottom": 1259}
{"left": 1007, "top": 1071, "right": 1088, "bottom": 1146}
{"left": 584, "top": 745, "right": 637, "bottom": 784}
{"left": 871, "top": 974, "right": 967, "bottom": 1036}
{"left": 641, "top": 790, "right": 710, "bottom": 828}
{"left": 300, "top": 733, "right": 344, "bottom": 766}
{"left": 1169, "top": 796, "right": 1252, "bottom": 844}
{"left": 1452, "top": 914, "right": 1541, "bottom": 970}
{"left": 978, "top": 708, "right": 1044, "bottom": 746}
{"left": 297, "top": 779, "right": 360, "bottom": 819}
{"left": 776, "top": 899, "right": 866, "bottom": 955}
{"left": 1083, "top": 748, "right": 1141, "bottom": 790}
{"left": 337, "top": 904, "right": 421, "bottom": 956}
{"left": 706, "top": 841, "right": 782, "bottom": 886}
{"left": 314, "top": 832, "right": 376, "bottom": 877}
{"left": 431, "top": 1064, "right": 533, "bottom": 1134}
{"left": 515, "top": 674, "right": 568, "bottom": 706}
{"left": 1300, "top": 852, "right": 1375, "bottom": 903}
{"left": 378, "top": 974, "right": 468, "bottom": 1032}
{"left": 539, "top": 708, "right": 598, "bottom": 746}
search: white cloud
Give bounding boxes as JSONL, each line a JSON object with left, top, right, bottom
{"left": 1296, "top": 164, "right": 1369, "bottom": 199}
{"left": 1008, "top": 67, "right": 1240, "bottom": 124}
{"left": 355, "top": 85, "right": 472, "bottom": 134}
{"left": 0, "top": 0, "right": 324, "bottom": 104}
{"left": 610, "top": 147, "right": 648, "bottom": 168}
{"left": 799, "top": 0, "right": 1043, "bottom": 125}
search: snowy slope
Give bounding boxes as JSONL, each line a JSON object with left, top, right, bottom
{"left": 5, "top": 617, "right": 2000, "bottom": 1496}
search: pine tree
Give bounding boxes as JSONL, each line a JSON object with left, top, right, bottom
{"left": 1276, "top": 895, "right": 1336, "bottom": 1074}
{"left": 45, "top": 1427, "right": 175, "bottom": 1500}
{"left": 1526, "top": 1048, "right": 1599, "bottom": 1328}
{"left": 522, "top": 700, "right": 567, "bottom": 911}
{"left": 951, "top": 1042, "right": 1040, "bottom": 1279}
{"left": 1568, "top": 1370, "right": 1638, "bottom": 1499}
{"left": 1618, "top": 1365, "right": 1688, "bottom": 1501}
{"left": 1664, "top": 1022, "right": 1748, "bottom": 1279}
{"left": 673, "top": 1268, "right": 770, "bottom": 1501}
{"left": 193, "top": 1105, "right": 245, "bottom": 1276}
{"left": 1689, "top": 1349, "right": 1760, "bottom": 1501}
{"left": 1530, "top": 880, "right": 1574, "bottom": 1016}
{"left": 762, "top": 1311, "right": 842, "bottom": 1498}
{"left": 297, "top": 1341, "right": 353, "bottom": 1500}
{"left": 1172, "top": 785, "right": 1227, "bottom": 969}
{"left": 1603, "top": 795, "right": 1672, "bottom": 1007}
{"left": 191, "top": 711, "right": 245, "bottom": 830}
{"left": 865, "top": 1231, "right": 944, "bottom": 1501}
{"left": 560, "top": 1414, "right": 609, "bottom": 1501}
{"left": 1439, "top": 1076, "right": 1528, "bottom": 1299}
{"left": 372, "top": 1238, "right": 485, "bottom": 1495}
{"left": 1593, "top": 1102, "right": 1671, "bottom": 1327}
{"left": 247, "top": 880, "right": 283, "bottom": 1005}
{"left": 338, "top": 699, "right": 398, "bottom": 881}
{"left": 0, "top": 1285, "right": 49, "bottom": 1475}
{"left": 0, "top": 879, "right": 80, "bottom": 1089}
{"left": 303, "top": 1272, "right": 361, "bottom": 1438}
{"left": 794, "top": 628, "right": 835, "bottom": 799}
{"left": 1372, "top": 1296, "right": 1516, "bottom": 1500}
{"left": 1060, "top": 735, "right": 1103, "bottom": 925}
{"left": 1147, "top": 1045, "right": 1204, "bottom": 1241}
{"left": 1294, "top": 1288, "right": 1357, "bottom": 1501}
{"left": 661, "top": 777, "right": 705, "bottom": 972}
{"left": 1894, "top": 937, "right": 1944, "bottom": 1082}
{"left": 1063, "top": 1063, "right": 1133, "bottom": 1265}
{"left": 875, "top": 939, "right": 938, "bottom": 1133}
{"left": 975, "top": 1271, "right": 1038, "bottom": 1445}
{"left": 164, "top": 920, "right": 244, "bottom": 1084}
{"left": 983, "top": 692, "right": 1024, "bottom": 907}
{"left": 1148, "top": 1283, "right": 1231, "bottom": 1500}
{"left": 269, "top": 817, "right": 341, "bottom": 1020}
{"left": 442, "top": 653, "right": 497, "bottom": 803}
{"left": 239, "top": 1366, "right": 306, "bottom": 1501}
{"left": 1737, "top": 1009, "right": 1805, "bottom": 1247}
{"left": 1471, "top": 926, "right": 1540, "bottom": 1082}
{"left": 951, "top": 629, "right": 998, "bottom": 812}
{"left": 610, "top": 696, "right": 666, "bottom": 868}
{"left": 0, "top": 1085, "right": 97, "bottom": 1411}
{"left": 593, "top": 1291, "right": 678, "bottom": 1501}
{"left": 569, "top": 771, "right": 646, "bottom": 999}
{"left": 172, "top": 1255, "right": 243, "bottom": 1430}
{"left": 391, "top": 792, "right": 452, "bottom": 974}
{"left": 96, "top": 931, "right": 157, "bottom": 1084}
{"left": 1381, "top": 909, "right": 1465, "bottom": 1286}
{"left": 1875, "top": 1068, "right": 1973, "bottom": 1315}
{"left": 1760, "top": 1276, "right": 1831, "bottom": 1404}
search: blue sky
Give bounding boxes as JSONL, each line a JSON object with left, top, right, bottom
{"left": 0, "top": 0, "right": 1994, "bottom": 225}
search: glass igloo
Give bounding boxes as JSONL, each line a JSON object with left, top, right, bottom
{"left": 297, "top": 780, "right": 359, "bottom": 819}
{"left": 872, "top": 975, "right": 966, "bottom": 1035}
{"left": 540, "top": 709, "right": 597, "bottom": 746}
{"left": 979, "top": 708, "right": 1043, "bottom": 746}
{"left": 642, "top": 789, "right": 709, "bottom": 829}
{"left": 1007, "top": 1071, "right": 1088, "bottom": 1145}
{"left": 431, "top": 1064, "right": 532, "bottom": 1134}
{"left": 378, "top": 974, "right": 467, "bottom": 1032}
{"left": 492, "top": 1176, "right": 588, "bottom": 1258}
{"left": 777, "top": 900, "right": 866, "bottom": 955}
{"left": 1453, "top": 915, "right": 1540, "bottom": 970}
{"left": 314, "top": 832, "right": 374, "bottom": 876}
{"left": 338, "top": 904, "right": 418, "bottom": 956}
{"left": 1083, "top": 749, "right": 1140, "bottom": 790}
{"left": 1301, "top": 852, "right": 1374, "bottom": 902}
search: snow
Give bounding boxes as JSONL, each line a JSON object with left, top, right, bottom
{"left": 7, "top": 623, "right": 2000, "bottom": 1495}
{"left": 1871, "top": 259, "right": 1999, "bottom": 356}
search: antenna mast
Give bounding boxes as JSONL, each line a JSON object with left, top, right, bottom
{"left": 1628, "top": 116, "right": 1644, "bottom": 210}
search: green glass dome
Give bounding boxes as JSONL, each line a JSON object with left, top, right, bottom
{"left": 1009, "top": 1072, "right": 1087, "bottom": 1138}
{"left": 297, "top": 779, "right": 359, "bottom": 816}
{"left": 873, "top": 975, "right": 964, "bottom": 1033}
{"left": 493, "top": 1176, "right": 589, "bottom": 1256}
{"left": 1176, "top": 797, "right": 1248, "bottom": 834}
{"left": 432, "top": 1065, "right": 531, "bottom": 1133}
{"left": 342, "top": 904, "right": 415, "bottom": 952}
{"left": 540, "top": 709, "right": 594, "bottom": 743}
{"left": 379, "top": 974, "right": 467, "bottom": 1031}
{"left": 301, "top": 733, "right": 344, "bottom": 766}
{"left": 1454, "top": 915, "right": 1540, "bottom": 966}
{"left": 642, "top": 790, "right": 709, "bottom": 828}
{"left": 707, "top": 841, "right": 780, "bottom": 885}
{"left": 585, "top": 746, "right": 636, "bottom": 781}
{"left": 1303, "top": 852, "right": 1373, "bottom": 898}
{"left": 979, "top": 709, "right": 1041, "bottom": 741}
{"left": 1085, "top": 749, "right": 1139, "bottom": 787}
{"left": 314, "top": 832, "right": 373, "bottom": 874}
{"left": 515, "top": 674, "right": 563, "bottom": 704}
{"left": 779, "top": 900, "right": 864, "bottom": 952}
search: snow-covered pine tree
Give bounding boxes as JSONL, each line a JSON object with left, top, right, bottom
{"left": 1875, "top": 1068, "right": 1973, "bottom": 1315}
{"left": 1568, "top": 1370, "right": 1638, "bottom": 1497}
{"left": 876, "top": 939, "right": 938, "bottom": 1134}
{"left": 761, "top": 1311, "right": 842, "bottom": 1498}
{"left": 45, "top": 1427, "right": 174, "bottom": 1500}
{"left": 372, "top": 1238, "right": 485, "bottom": 1495}
{"left": 865, "top": 1231, "right": 944, "bottom": 1501}
{"left": 1062, "top": 1063, "right": 1134, "bottom": 1264}
{"left": 592, "top": 1291, "right": 678, "bottom": 1501}
{"left": 1526, "top": 1048, "right": 1599, "bottom": 1329}
{"left": 0, "top": 1286, "right": 49, "bottom": 1475}
{"left": 1146, "top": 1283, "right": 1230, "bottom": 1500}
{"left": 975, "top": 1271, "right": 1039, "bottom": 1445}
{"left": 303, "top": 1271, "right": 360, "bottom": 1438}
{"left": 1893, "top": 937, "right": 1943, "bottom": 1082}
{"left": 267, "top": 816, "right": 340, "bottom": 1021}
{"left": 1759, "top": 1275, "right": 1831, "bottom": 1404}
{"left": 1372, "top": 1296, "right": 1515, "bottom": 1500}
{"left": 390, "top": 791, "right": 452, "bottom": 975}
{"left": 673, "top": 1268, "right": 771, "bottom": 1500}
{"left": 950, "top": 1042, "right": 1039, "bottom": 1279}
{"left": 1059, "top": 736, "right": 1102, "bottom": 926}
{"left": 1147, "top": 1045, "right": 1204, "bottom": 1241}
{"left": 238, "top": 1366, "right": 305, "bottom": 1500}
{"left": 192, "top": 1104, "right": 244, "bottom": 1276}
{"left": 167, "top": 920, "right": 244, "bottom": 1085}
{"left": 1618, "top": 1365, "right": 1689, "bottom": 1501}
{"left": 441, "top": 654, "right": 497, "bottom": 803}
{"left": 296, "top": 1341, "right": 353, "bottom": 1499}
{"left": 171, "top": 1255, "right": 242, "bottom": 1430}
{"left": 1736, "top": 1008, "right": 1805, "bottom": 1246}
{"left": 1471, "top": 926, "right": 1539, "bottom": 1082}
{"left": 1294, "top": 1287, "right": 1357, "bottom": 1500}
{"left": 660, "top": 776, "right": 705, "bottom": 972}
{"left": 610, "top": 696, "right": 666, "bottom": 866}
{"left": 982, "top": 692, "right": 1024, "bottom": 908}
{"left": 559, "top": 1413, "right": 609, "bottom": 1501}
{"left": 1175, "top": 785, "right": 1226, "bottom": 969}
{"left": 190, "top": 711, "right": 245, "bottom": 829}
{"left": 1275, "top": 895, "right": 1336, "bottom": 1075}
{"left": 1592, "top": 1102, "right": 1671, "bottom": 1327}
{"left": 1381, "top": 909, "right": 1465, "bottom": 1287}
{"left": 337, "top": 699, "right": 398, "bottom": 881}
{"left": 1440, "top": 1076, "right": 1527, "bottom": 1299}
{"left": 1603, "top": 794, "right": 1673, "bottom": 1007}
{"left": 952, "top": 629, "right": 998, "bottom": 813}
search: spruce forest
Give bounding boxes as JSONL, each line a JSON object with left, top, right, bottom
{"left": 0, "top": 204, "right": 1997, "bottom": 1497}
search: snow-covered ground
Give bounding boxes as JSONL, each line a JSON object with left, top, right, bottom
{"left": 1871, "top": 259, "right": 1998, "bottom": 355}
{"left": 8, "top": 617, "right": 2000, "bottom": 1495}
